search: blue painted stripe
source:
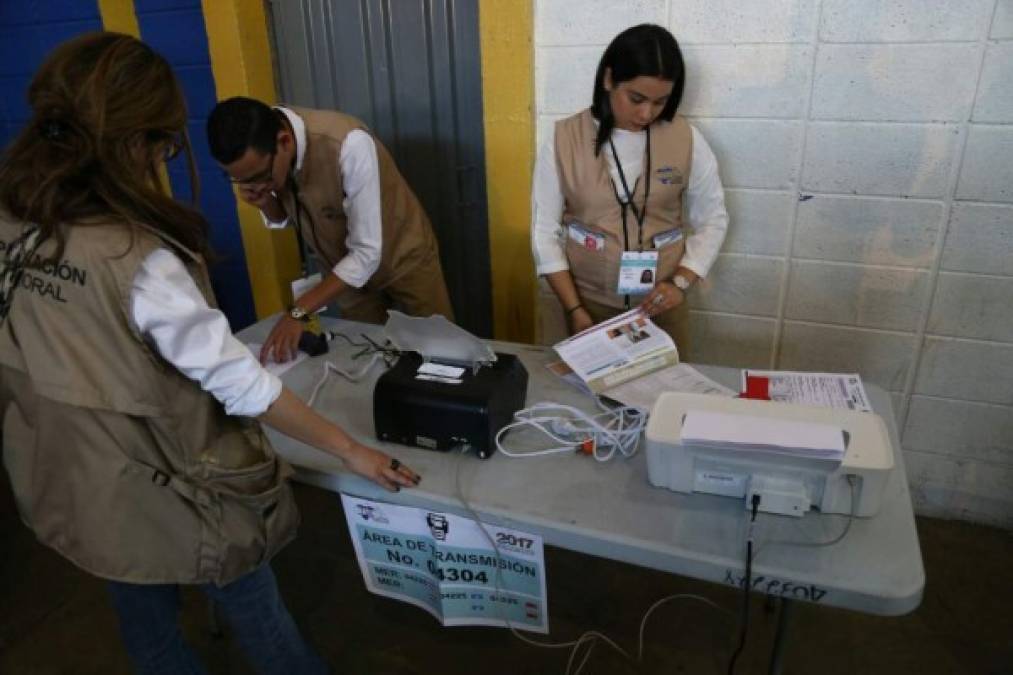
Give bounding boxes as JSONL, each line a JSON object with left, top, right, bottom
{"left": 136, "top": 0, "right": 256, "bottom": 329}
{"left": 0, "top": 2, "right": 101, "bottom": 150}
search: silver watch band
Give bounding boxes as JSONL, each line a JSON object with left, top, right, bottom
{"left": 673, "top": 274, "right": 693, "bottom": 292}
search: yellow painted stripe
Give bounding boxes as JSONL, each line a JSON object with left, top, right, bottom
{"left": 480, "top": 0, "right": 535, "bottom": 343}
{"left": 97, "top": 0, "right": 140, "bottom": 36}
{"left": 99, "top": 1, "right": 176, "bottom": 191}
{"left": 202, "top": 0, "right": 300, "bottom": 319}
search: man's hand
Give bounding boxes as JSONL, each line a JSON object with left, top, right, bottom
{"left": 237, "top": 183, "right": 279, "bottom": 211}
{"left": 260, "top": 315, "right": 304, "bottom": 364}
{"left": 237, "top": 184, "right": 287, "bottom": 222}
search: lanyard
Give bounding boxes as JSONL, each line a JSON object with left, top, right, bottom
{"left": 289, "top": 177, "right": 333, "bottom": 270}
{"left": 608, "top": 125, "right": 651, "bottom": 252}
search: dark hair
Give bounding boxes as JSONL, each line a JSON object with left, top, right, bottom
{"left": 207, "top": 96, "right": 282, "bottom": 164}
{"left": 0, "top": 31, "right": 210, "bottom": 260}
{"left": 591, "top": 24, "right": 685, "bottom": 154}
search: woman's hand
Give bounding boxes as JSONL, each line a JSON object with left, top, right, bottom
{"left": 259, "top": 389, "right": 421, "bottom": 493}
{"left": 344, "top": 442, "right": 421, "bottom": 492}
{"left": 568, "top": 306, "right": 594, "bottom": 335}
{"left": 639, "top": 280, "right": 685, "bottom": 317}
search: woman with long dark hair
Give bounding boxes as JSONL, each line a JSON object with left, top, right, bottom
{"left": 532, "top": 24, "right": 728, "bottom": 358}
{"left": 0, "top": 32, "right": 420, "bottom": 673}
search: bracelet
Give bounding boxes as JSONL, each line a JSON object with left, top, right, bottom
{"left": 565, "top": 303, "right": 585, "bottom": 316}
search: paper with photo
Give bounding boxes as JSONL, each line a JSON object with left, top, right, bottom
{"left": 553, "top": 309, "right": 679, "bottom": 393}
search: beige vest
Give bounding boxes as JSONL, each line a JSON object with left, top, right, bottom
{"left": 280, "top": 107, "right": 438, "bottom": 290}
{"left": 0, "top": 216, "right": 299, "bottom": 585}
{"left": 555, "top": 109, "right": 693, "bottom": 308}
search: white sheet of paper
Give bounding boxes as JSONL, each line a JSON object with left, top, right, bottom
{"left": 545, "top": 360, "right": 595, "bottom": 396}
{"left": 418, "top": 362, "right": 465, "bottom": 378}
{"left": 245, "top": 342, "right": 308, "bottom": 377}
{"left": 603, "top": 363, "right": 736, "bottom": 410}
{"left": 681, "top": 410, "right": 846, "bottom": 459}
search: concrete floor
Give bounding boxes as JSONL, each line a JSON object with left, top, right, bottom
{"left": 2, "top": 479, "right": 1010, "bottom": 675}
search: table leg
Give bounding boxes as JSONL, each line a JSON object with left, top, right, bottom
{"left": 767, "top": 597, "right": 794, "bottom": 675}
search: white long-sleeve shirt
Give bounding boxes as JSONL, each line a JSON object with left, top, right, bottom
{"left": 263, "top": 107, "right": 382, "bottom": 288}
{"left": 531, "top": 123, "right": 728, "bottom": 279}
{"left": 130, "top": 248, "right": 281, "bottom": 417}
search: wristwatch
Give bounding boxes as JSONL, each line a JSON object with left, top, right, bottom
{"left": 288, "top": 305, "right": 311, "bottom": 322}
{"left": 673, "top": 274, "right": 694, "bottom": 292}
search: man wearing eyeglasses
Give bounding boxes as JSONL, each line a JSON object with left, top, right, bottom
{"left": 207, "top": 97, "right": 454, "bottom": 363}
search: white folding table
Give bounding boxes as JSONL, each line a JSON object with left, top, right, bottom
{"left": 238, "top": 316, "right": 925, "bottom": 673}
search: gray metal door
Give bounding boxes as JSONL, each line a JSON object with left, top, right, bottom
{"left": 269, "top": 0, "right": 492, "bottom": 337}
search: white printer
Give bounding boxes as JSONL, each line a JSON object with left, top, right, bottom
{"left": 644, "top": 392, "right": 894, "bottom": 517}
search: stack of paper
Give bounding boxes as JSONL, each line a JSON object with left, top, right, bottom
{"left": 680, "top": 410, "right": 846, "bottom": 462}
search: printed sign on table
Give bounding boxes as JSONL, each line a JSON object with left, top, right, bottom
{"left": 341, "top": 494, "right": 548, "bottom": 633}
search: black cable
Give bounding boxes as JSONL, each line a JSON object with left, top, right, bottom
{"left": 289, "top": 178, "right": 334, "bottom": 270}
{"left": 608, "top": 125, "right": 652, "bottom": 311}
{"left": 326, "top": 331, "right": 370, "bottom": 348}
{"left": 728, "top": 494, "right": 761, "bottom": 674}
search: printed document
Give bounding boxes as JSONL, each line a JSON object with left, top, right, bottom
{"left": 553, "top": 308, "right": 679, "bottom": 393}
{"left": 603, "top": 363, "right": 736, "bottom": 410}
{"left": 742, "top": 370, "right": 872, "bottom": 412}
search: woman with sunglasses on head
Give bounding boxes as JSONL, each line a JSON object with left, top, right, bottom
{"left": 0, "top": 32, "right": 420, "bottom": 674}
{"left": 531, "top": 24, "right": 729, "bottom": 358}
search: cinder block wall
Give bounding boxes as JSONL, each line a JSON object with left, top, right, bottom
{"left": 535, "top": 0, "right": 1012, "bottom": 527}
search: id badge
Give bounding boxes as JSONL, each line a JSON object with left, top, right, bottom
{"left": 291, "top": 273, "right": 327, "bottom": 312}
{"left": 652, "top": 227, "right": 683, "bottom": 248}
{"left": 567, "top": 222, "right": 605, "bottom": 252}
{"left": 617, "top": 251, "right": 659, "bottom": 294}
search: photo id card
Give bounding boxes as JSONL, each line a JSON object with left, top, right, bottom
{"left": 618, "top": 251, "right": 659, "bottom": 294}
{"left": 652, "top": 227, "right": 683, "bottom": 248}
{"left": 567, "top": 222, "right": 605, "bottom": 252}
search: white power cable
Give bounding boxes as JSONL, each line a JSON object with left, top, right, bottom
{"left": 495, "top": 400, "right": 648, "bottom": 462}
{"left": 306, "top": 354, "right": 382, "bottom": 407}
{"left": 450, "top": 447, "right": 633, "bottom": 675}
{"left": 754, "top": 474, "right": 859, "bottom": 557}
{"left": 452, "top": 446, "right": 735, "bottom": 674}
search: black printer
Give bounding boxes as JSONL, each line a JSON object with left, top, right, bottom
{"left": 373, "top": 351, "right": 528, "bottom": 459}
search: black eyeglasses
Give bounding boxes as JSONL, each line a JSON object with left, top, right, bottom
{"left": 148, "top": 130, "right": 184, "bottom": 162}
{"left": 226, "top": 150, "right": 276, "bottom": 186}
{"left": 163, "top": 138, "right": 183, "bottom": 161}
